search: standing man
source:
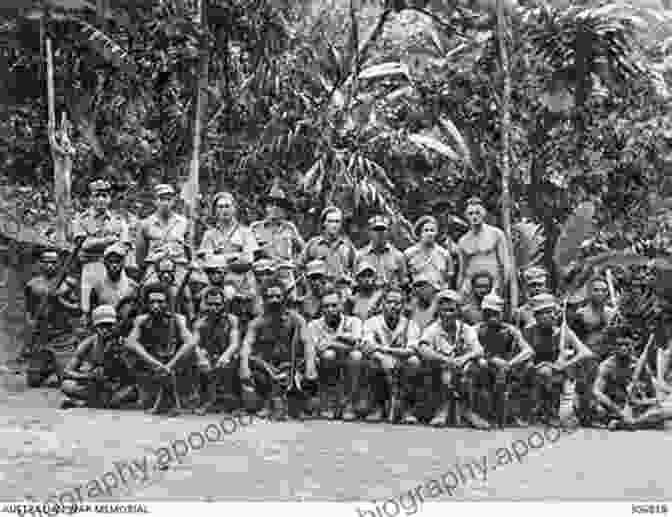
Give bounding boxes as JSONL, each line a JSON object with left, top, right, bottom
{"left": 574, "top": 277, "right": 617, "bottom": 360}
{"left": 136, "top": 184, "right": 190, "bottom": 285}
{"left": 71, "top": 179, "right": 131, "bottom": 324}
{"left": 199, "top": 191, "right": 258, "bottom": 298}
{"left": 456, "top": 197, "right": 511, "bottom": 296}
{"left": 405, "top": 215, "right": 454, "bottom": 289}
{"left": 251, "top": 181, "right": 304, "bottom": 282}
{"left": 355, "top": 215, "right": 407, "bottom": 290}
{"left": 301, "top": 206, "right": 356, "bottom": 280}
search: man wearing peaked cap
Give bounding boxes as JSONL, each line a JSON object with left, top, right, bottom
{"left": 475, "top": 292, "right": 534, "bottom": 428}
{"left": 71, "top": 177, "right": 131, "bottom": 321}
{"left": 60, "top": 304, "right": 136, "bottom": 409}
{"left": 89, "top": 243, "right": 137, "bottom": 320}
{"left": 355, "top": 214, "right": 407, "bottom": 290}
{"left": 456, "top": 196, "right": 512, "bottom": 297}
{"left": 405, "top": 214, "right": 454, "bottom": 291}
{"left": 301, "top": 205, "right": 357, "bottom": 281}
{"left": 136, "top": 182, "right": 190, "bottom": 287}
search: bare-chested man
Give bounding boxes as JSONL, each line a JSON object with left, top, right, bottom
{"left": 90, "top": 244, "right": 137, "bottom": 319}
{"left": 456, "top": 197, "right": 511, "bottom": 296}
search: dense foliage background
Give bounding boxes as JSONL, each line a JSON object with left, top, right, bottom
{"left": 0, "top": 0, "right": 671, "bottom": 268}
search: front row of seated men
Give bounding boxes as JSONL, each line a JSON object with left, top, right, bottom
{"left": 59, "top": 271, "right": 672, "bottom": 430}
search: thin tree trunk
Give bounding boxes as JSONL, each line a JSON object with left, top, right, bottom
{"left": 497, "top": 0, "right": 517, "bottom": 313}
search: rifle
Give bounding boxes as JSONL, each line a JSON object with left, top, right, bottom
{"left": 26, "top": 235, "right": 86, "bottom": 357}
{"left": 623, "top": 334, "right": 655, "bottom": 421}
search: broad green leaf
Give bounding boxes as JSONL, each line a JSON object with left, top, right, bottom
{"left": 408, "top": 133, "right": 459, "bottom": 160}
{"left": 358, "top": 62, "right": 410, "bottom": 80}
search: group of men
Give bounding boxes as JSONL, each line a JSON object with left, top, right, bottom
{"left": 23, "top": 178, "right": 672, "bottom": 431}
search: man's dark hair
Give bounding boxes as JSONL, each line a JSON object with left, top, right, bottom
{"left": 144, "top": 283, "right": 169, "bottom": 304}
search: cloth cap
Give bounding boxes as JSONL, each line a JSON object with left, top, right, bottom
{"left": 204, "top": 255, "right": 229, "bottom": 270}
{"left": 92, "top": 305, "right": 117, "bottom": 326}
{"left": 305, "top": 260, "right": 327, "bottom": 278}
{"left": 436, "top": 289, "right": 462, "bottom": 304}
{"left": 412, "top": 274, "right": 440, "bottom": 291}
{"left": 482, "top": 293, "right": 505, "bottom": 312}
{"left": 89, "top": 180, "right": 111, "bottom": 193}
{"left": 531, "top": 293, "right": 559, "bottom": 312}
{"left": 154, "top": 184, "right": 175, "bottom": 197}
{"left": 368, "top": 215, "right": 389, "bottom": 230}
{"left": 253, "top": 258, "right": 276, "bottom": 273}
{"left": 523, "top": 266, "right": 548, "bottom": 284}
{"left": 41, "top": 250, "right": 59, "bottom": 262}
{"left": 104, "top": 243, "right": 127, "bottom": 259}
{"left": 413, "top": 215, "right": 438, "bottom": 239}
{"left": 355, "top": 261, "right": 376, "bottom": 277}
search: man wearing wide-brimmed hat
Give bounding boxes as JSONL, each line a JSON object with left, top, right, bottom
{"left": 404, "top": 215, "right": 454, "bottom": 290}
{"left": 71, "top": 179, "right": 131, "bottom": 322}
{"left": 355, "top": 215, "right": 408, "bottom": 290}
{"left": 456, "top": 197, "right": 511, "bottom": 297}
{"left": 136, "top": 183, "right": 190, "bottom": 285}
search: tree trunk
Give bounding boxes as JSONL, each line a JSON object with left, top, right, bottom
{"left": 497, "top": 0, "right": 517, "bottom": 313}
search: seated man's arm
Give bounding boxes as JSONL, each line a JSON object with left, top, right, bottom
{"left": 298, "top": 314, "right": 318, "bottom": 380}
{"left": 593, "top": 363, "right": 624, "bottom": 416}
{"left": 239, "top": 317, "right": 259, "bottom": 379}
{"left": 509, "top": 326, "right": 534, "bottom": 366}
{"left": 62, "top": 336, "right": 95, "bottom": 381}
{"left": 167, "top": 317, "right": 201, "bottom": 370}
{"left": 216, "top": 315, "right": 241, "bottom": 366}
{"left": 559, "top": 327, "right": 594, "bottom": 369}
{"left": 125, "top": 316, "right": 165, "bottom": 371}
{"left": 455, "top": 325, "right": 484, "bottom": 365}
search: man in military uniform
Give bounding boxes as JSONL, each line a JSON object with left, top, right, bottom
{"left": 523, "top": 293, "right": 594, "bottom": 423}
{"left": 475, "top": 293, "right": 534, "bottom": 427}
{"left": 461, "top": 270, "right": 495, "bottom": 325}
{"left": 416, "top": 289, "right": 485, "bottom": 428}
{"left": 170, "top": 288, "right": 241, "bottom": 415}
{"left": 240, "top": 279, "right": 318, "bottom": 420}
{"left": 60, "top": 305, "right": 136, "bottom": 409}
{"left": 355, "top": 215, "right": 407, "bottom": 290}
{"left": 306, "top": 289, "right": 363, "bottom": 420}
{"left": 251, "top": 181, "right": 304, "bottom": 288}
{"left": 456, "top": 197, "right": 511, "bottom": 296}
{"left": 361, "top": 288, "right": 421, "bottom": 423}
{"left": 405, "top": 215, "right": 454, "bottom": 289}
{"left": 89, "top": 244, "right": 137, "bottom": 318}
{"left": 71, "top": 179, "right": 130, "bottom": 323}
{"left": 136, "top": 184, "right": 190, "bottom": 286}
{"left": 125, "top": 284, "right": 193, "bottom": 415}
{"left": 301, "top": 206, "right": 356, "bottom": 280}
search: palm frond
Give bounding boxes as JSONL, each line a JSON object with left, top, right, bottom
{"left": 512, "top": 221, "right": 545, "bottom": 270}
{"left": 553, "top": 200, "right": 597, "bottom": 273}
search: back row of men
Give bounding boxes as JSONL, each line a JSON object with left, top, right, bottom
{"left": 25, "top": 180, "right": 672, "bottom": 430}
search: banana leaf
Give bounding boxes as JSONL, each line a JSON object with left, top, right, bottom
{"left": 553, "top": 201, "right": 597, "bottom": 276}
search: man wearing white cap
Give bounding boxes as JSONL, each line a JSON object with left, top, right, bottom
{"left": 89, "top": 244, "right": 137, "bottom": 319}
{"left": 71, "top": 179, "right": 131, "bottom": 320}
{"left": 475, "top": 293, "right": 534, "bottom": 427}
{"left": 522, "top": 293, "right": 593, "bottom": 423}
{"left": 61, "top": 305, "right": 136, "bottom": 409}
{"left": 355, "top": 215, "right": 408, "bottom": 290}
{"left": 136, "top": 183, "right": 190, "bottom": 285}
{"left": 347, "top": 261, "right": 384, "bottom": 322}
{"left": 416, "top": 289, "right": 486, "bottom": 428}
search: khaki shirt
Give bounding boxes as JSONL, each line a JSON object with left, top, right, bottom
{"left": 250, "top": 219, "right": 304, "bottom": 261}
{"left": 355, "top": 243, "right": 408, "bottom": 289}
{"left": 363, "top": 314, "right": 421, "bottom": 350}
{"left": 71, "top": 208, "right": 130, "bottom": 263}
{"left": 419, "top": 320, "right": 482, "bottom": 358}
{"left": 137, "top": 212, "right": 190, "bottom": 265}
{"left": 307, "top": 315, "right": 363, "bottom": 354}
{"left": 301, "top": 234, "right": 357, "bottom": 279}
{"left": 404, "top": 243, "right": 453, "bottom": 288}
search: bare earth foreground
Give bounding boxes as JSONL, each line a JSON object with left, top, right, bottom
{"left": 0, "top": 370, "right": 671, "bottom": 503}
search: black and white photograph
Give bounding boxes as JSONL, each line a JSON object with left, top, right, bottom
{"left": 0, "top": 0, "right": 671, "bottom": 514}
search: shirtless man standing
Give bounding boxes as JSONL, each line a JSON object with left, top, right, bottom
{"left": 456, "top": 197, "right": 511, "bottom": 297}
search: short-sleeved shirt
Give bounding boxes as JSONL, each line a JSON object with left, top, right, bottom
{"left": 71, "top": 208, "right": 130, "bottom": 263}
{"left": 139, "top": 212, "right": 190, "bottom": 264}
{"left": 522, "top": 323, "right": 583, "bottom": 364}
{"left": 404, "top": 243, "right": 453, "bottom": 288}
{"left": 419, "top": 320, "right": 482, "bottom": 358}
{"left": 363, "top": 314, "right": 421, "bottom": 350}
{"left": 355, "top": 243, "right": 407, "bottom": 289}
{"left": 301, "top": 235, "right": 357, "bottom": 279}
{"left": 250, "top": 219, "right": 304, "bottom": 261}
{"left": 307, "top": 315, "right": 363, "bottom": 353}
